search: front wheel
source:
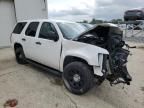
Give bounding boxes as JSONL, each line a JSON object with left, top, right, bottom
{"left": 63, "top": 62, "right": 94, "bottom": 95}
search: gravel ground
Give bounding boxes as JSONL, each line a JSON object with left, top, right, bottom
{"left": 0, "top": 43, "right": 144, "bottom": 108}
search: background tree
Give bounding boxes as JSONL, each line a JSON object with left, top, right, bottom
{"left": 82, "top": 20, "right": 88, "bottom": 23}
{"left": 111, "top": 19, "right": 123, "bottom": 24}
{"left": 90, "top": 18, "right": 103, "bottom": 24}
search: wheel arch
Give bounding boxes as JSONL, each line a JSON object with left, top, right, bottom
{"left": 14, "top": 43, "right": 23, "bottom": 50}
{"left": 63, "top": 56, "right": 87, "bottom": 67}
{"left": 63, "top": 56, "right": 93, "bottom": 72}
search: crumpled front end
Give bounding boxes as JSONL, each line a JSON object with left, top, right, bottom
{"left": 75, "top": 23, "right": 132, "bottom": 85}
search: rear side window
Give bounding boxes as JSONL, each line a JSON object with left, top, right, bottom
{"left": 13, "top": 22, "right": 27, "bottom": 34}
{"left": 25, "top": 22, "right": 39, "bottom": 37}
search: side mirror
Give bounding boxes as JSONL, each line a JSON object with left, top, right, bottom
{"left": 48, "top": 31, "right": 59, "bottom": 42}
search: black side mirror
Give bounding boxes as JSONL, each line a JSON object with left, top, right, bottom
{"left": 48, "top": 31, "right": 59, "bottom": 42}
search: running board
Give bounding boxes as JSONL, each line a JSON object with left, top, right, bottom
{"left": 26, "top": 59, "right": 62, "bottom": 77}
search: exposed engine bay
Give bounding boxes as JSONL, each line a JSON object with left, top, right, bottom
{"left": 74, "top": 24, "right": 133, "bottom": 85}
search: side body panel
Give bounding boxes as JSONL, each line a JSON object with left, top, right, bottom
{"left": 12, "top": 20, "right": 109, "bottom": 77}
{"left": 28, "top": 21, "right": 62, "bottom": 70}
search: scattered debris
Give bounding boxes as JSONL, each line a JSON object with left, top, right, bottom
{"left": 50, "top": 77, "right": 63, "bottom": 86}
{"left": 140, "top": 87, "right": 144, "bottom": 92}
{"left": 55, "top": 103, "right": 59, "bottom": 108}
{"left": 123, "top": 90, "right": 127, "bottom": 94}
{"left": 137, "top": 45, "right": 144, "bottom": 50}
{"left": 3, "top": 99, "right": 18, "bottom": 108}
{"left": 134, "top": 99, "right": 138, "bottom": 103}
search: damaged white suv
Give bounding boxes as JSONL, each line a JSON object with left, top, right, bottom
{"left": 11, "top": 20, "right": 132, "bottom": 95}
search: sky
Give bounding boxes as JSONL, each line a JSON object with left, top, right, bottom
{"left": 47, "top": 0, "right": 144, "bottom": 22}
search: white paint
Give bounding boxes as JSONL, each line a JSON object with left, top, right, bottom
{"left": 0, "top": 0, "right": 16, "bottom": 48}
{"left": 11, "top": 19, "right": 109, "bottom": 76}
{"left": 14, "top": 0, "right": 48, "bottom": 21}
{"left": 0, "top": 0, "right": 48, "bottom": 47}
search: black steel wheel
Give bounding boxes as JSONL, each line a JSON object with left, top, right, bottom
{"left": 63, "top": 62, "right": 94, "bottom": 95}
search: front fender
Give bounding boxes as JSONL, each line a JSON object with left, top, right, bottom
{"left": 60, "top": 40, "right": 109, "bottom": 73}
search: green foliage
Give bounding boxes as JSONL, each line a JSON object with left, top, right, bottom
{"left": 78, "top": 18, "right": 123, "bottom": 24}
{"left": 83, "top": 20, "right": 88, "bottom": 23}
{"left": 111, "top": 19, "right": 123, "bottom": 24}
{"left": 90, "top": 18, "right": 103, "bottom": 24}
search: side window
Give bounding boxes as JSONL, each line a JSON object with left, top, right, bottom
{"left": 25, "top": 22, "right": 39, "bottom": 37}
{"left": 39, "top": 22, "right": 58, "bottom": 40}
{"left": 13, "top": 22, "right": 27, "bottom": 34}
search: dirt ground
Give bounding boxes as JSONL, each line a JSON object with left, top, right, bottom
{"left": 0, "top": 42, "right": 144, "bottom": 108}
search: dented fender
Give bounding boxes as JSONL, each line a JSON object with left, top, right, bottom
{"left": 60, "top": 39, "right": 109, "bottom": 76}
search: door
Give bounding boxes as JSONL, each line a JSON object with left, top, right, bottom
{"left": 23, "top": 22, "right": 40, "bottom": 60}
{"left": 34, "top": 22, "right": 61, "bottom": 70}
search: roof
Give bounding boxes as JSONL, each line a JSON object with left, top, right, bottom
{"left": 17, "top": 19, "right": 76, "bottom": 23}
{"left": 126, "top": 7, "right": 144, "bottom": 11}
{"left": 17, "top": 19, "right": 117, "bottom": 28}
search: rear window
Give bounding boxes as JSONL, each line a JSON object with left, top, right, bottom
{"left": 25, "top": 22, "right": 39, "bottom": 37}
{"left": 13, "top": 22, "right": 27, "bottom": 34}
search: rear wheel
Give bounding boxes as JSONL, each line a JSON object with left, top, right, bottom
{"left": 15, "top": 47, "right": 27, "bottom": 64}
{"left": 63, "top": 62, "right": 94, "bottom": 95}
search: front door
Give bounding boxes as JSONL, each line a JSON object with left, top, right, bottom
{"left": 34, "top": 22, "right": 61, "bottom": 70}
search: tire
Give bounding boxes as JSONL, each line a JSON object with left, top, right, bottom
{"left": 15, "top": 47, "right": 27, "bottom": 64}
{"left": 63, "top": 62, "right": 94, "bottom": 95}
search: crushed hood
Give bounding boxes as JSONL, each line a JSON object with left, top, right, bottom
{"left": 73, "top": 23, "right": 119, "bottom": 40}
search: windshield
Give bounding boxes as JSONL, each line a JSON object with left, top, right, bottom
{"left": 81, "top": 23, "right": 94, "bottom": 29}
{"left": 57, "top": 22, "right": 87, "bottom": 39}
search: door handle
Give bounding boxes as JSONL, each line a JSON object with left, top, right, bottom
{"left": 22, "top": 38, "right": 26, "bottom": 41}
{"left": 35, "top": 42, "right": 41, "bottom": 45}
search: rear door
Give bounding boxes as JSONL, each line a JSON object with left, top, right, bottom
{"left": 12, "top": 22, "right": 27, "bottom": 45}
{"left": 33, "top": 22, "right": 61, "bottom": 70}
{"left": 23, "top": 22, "right": 40, "bottom": 60}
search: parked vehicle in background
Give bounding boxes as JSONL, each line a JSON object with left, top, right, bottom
{"left": 11, "top": 19, "right": 132, "bottom": 95}
{"left": 124, "top": 8, "right": 144, "bottom": 21}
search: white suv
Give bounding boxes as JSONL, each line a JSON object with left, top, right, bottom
{"left": 11, "top": 19, "right": 132, "bottom": 95}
